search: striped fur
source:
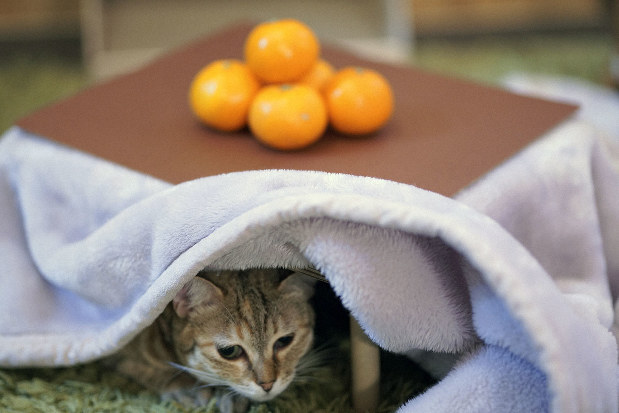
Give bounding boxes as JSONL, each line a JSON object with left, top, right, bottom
{"left": 107, "top": 269, "right": 315, "bottom": 411}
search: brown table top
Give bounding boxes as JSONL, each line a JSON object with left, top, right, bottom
{"left": 17, "top": 22, "right": 577, "bottom": 196}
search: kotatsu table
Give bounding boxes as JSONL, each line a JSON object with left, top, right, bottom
{"left": 14, "top": 23, "right": 576, "bottom": 412}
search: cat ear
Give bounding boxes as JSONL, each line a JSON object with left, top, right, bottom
{"left": 173, "top": 277, "right": 223, "bottom": 318}
{"left": 278, "top": 272, "right": 316, "bottom": 300}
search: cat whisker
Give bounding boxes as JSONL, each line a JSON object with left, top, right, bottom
{"left": 293, "top": 366, "right": 334, "bottom": 383}
{"left": 288, "top": 342, "right": 339, "bottom": 387}
{"left": 216, "top": 387, "right": 243, "bottom": 408}
{"left": 168, "top": 361, "right": 192, "bottom": 372}
{"left": 291, "top": 374, "right": 319, "bottom": 384}
{"left": 167, "top": 364, "right": 189, "bottom": 380}
{"left": 192, "top": 381, "right": 221, "bottom": 390}
{"left": 296, "top": 347, "right": 329, "bottom": 372}
{"left": 168, "top": 362, "right": 227, "bottom": 387}
{"left": 223, "top": 388, "right": 238, "bottom": 398}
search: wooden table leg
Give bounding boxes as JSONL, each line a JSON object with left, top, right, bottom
{"left": 350, "top": 315, "right": 380, "bottom": 412}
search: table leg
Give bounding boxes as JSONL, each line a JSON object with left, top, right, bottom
{"left": 350, "top": 315, "right": 380, "bottom": 412}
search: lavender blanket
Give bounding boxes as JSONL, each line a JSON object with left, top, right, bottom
{"left": 1, "top": 79, "right": 618, "bottom": 412}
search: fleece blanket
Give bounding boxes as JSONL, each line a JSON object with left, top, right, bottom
{"left": 1, "top": 112, "right": 618, "bottom": 412}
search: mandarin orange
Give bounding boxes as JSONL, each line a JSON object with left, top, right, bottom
{"left": 188, "top": 59, "right": 260, "bottom": 132}
{"left": 323, "top": 66, "right": 394, "bottom": 135}
{"left": 244, "top": 19, "right": 320, "bottom": 84}
{"left": 298, "top": 58, "right": 335, "bottom": 92}
{"left": 248, "top": 84, "right": 328, "bottom": 150}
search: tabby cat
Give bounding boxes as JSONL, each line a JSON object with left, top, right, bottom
{"left": 107, "top": 268, "right": 316, "bottom": 412}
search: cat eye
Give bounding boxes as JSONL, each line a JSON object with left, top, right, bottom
{"left": 273, "top": 334, "right": 294, "bottom": 351}
{"left": 217, "top": 345, "right": 244, "bottom": 360}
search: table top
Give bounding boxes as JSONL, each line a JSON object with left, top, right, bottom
{"left": 17, "top": 22, "right": 577, "bottom": 196}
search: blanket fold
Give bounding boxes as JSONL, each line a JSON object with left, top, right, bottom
{"left": 1, "top": 117, "right": 618, "bottom": 412}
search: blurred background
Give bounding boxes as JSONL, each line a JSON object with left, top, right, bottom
{"left": 1, "top": 0, "right": 617, "bottom": 133}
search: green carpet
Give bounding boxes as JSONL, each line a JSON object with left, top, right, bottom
{"left": 0, "top": 340, "right": 434, "bottom": 412}
{"left": 414, "top": 32, "right": 613, "bottom": 86}
{"left": 0, "top": 53, "right": 86, "bottom": 135}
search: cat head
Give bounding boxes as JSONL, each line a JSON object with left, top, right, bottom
{"left": 171, "top": 269, "right": 315, "bottom": 402}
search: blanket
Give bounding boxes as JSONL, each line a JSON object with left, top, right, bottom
{"left": 1, "top": 112, "right": 618, "bottom": 412}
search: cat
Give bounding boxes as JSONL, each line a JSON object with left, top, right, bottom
{"left": 107, "top": 268, "right": 316, "bottom": 412}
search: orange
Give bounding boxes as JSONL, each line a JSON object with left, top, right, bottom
{"left": 323, "top": 66, "right": 394, "bottom": 135}
{"left": 244, "top": 19, "right": 320, "bottom": 84}
{"left": 298, "top": 58, "right": 335, "bottom": 92}
{"left": 188, "top": 59, "right": 260, "bottom": 132}
{"left": 248, "top": 84, "right": 328, "bottom": 151}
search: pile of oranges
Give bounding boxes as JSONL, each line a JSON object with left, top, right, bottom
{"left": 189, "top": 19, "right": 394, "bottom": 151}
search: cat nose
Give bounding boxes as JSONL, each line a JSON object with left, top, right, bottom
{"left": 259, "top": 381, "right": 275, "bottom": 392}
